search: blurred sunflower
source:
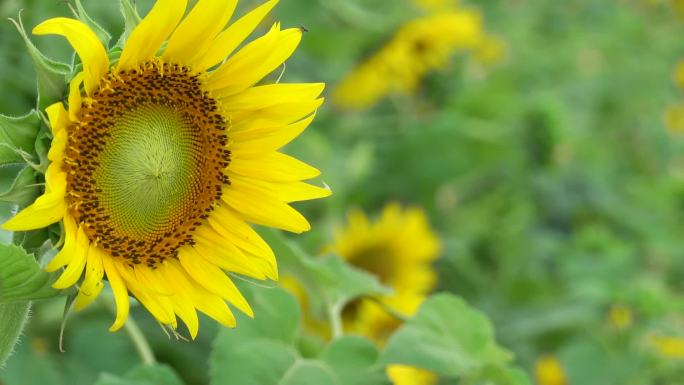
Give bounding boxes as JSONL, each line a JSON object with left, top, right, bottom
{"left": 534, "top": 355, "right": 568, "bottom": 385}
{"left": 328, "top": 203, "right": 440, "bottom": 383}
{"left": 2, "top": 0, "right": 330, "bottom": 338}
{"left": 665, "top": 61, "right": 684, "bottom": 134}
{"left": 411, "top": 0, "right": 458, "bottom": 12}
{"left": 332, "top": 9, "right": 484, "bottom": 110}
{"left": 650, "top": 335, "right": 684, "bottom": 359}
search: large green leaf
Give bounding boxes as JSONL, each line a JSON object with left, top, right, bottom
{"left": 0, "top": 111, "right": 42, "bottom": 167}
{"left": 320, "top": 336, "right": 392, "bottom": 385}
{"left": 210, "top": 286, "right": 390, "bottom": 385}
{"left": 94, "top": 364, "right": 184, "bottom": 385}
{"left": 0, "top": 243, "right": 63, "bottom": 303}
{"left": 380, "top": 294, "right": 527, "bottom": 384}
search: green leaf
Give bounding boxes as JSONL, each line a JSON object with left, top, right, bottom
{"left": 0, "top": 302, "right": 30, "bottom": 367}
{"left": 210, "top": 287, "right": 301, "bottom": 385}
{"left": 9, "top": 18, "right": 69, "bottom": 109}
{"left": 0, "top": 165, "right": 40, "bottom": 206}
{"left": 0, "top": 111, "right": 42, "bottom": 167}
{"left": 94, "top": 364, "right": 185, "bottom": 385}
{"left": 380, "top": 294, "right": 513, "bottom": 379}
{"left": 320, "top": 336, "right": 392, "bottom": 385}
{"left": 210, "top": 286, "right": 389, "bottom": 385}
{"left": 0, "top": 243, "right": 63, "bottom": 304}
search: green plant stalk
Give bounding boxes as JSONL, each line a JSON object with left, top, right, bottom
{"left": 123, "top": 312, "right": 156, "bottom": 365}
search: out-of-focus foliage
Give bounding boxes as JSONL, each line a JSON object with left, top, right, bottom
{"left": 0, "top": 0, "right": 683, "bottom": 384}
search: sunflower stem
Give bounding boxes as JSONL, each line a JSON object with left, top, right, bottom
{"left": 329, "top": 301, "right": 344, "bottom": 339}
{"left": 123, "top": 315, "right": 156, "bottom": 365}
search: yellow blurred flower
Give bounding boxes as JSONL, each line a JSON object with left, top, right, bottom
{"left": 650, "top": 335, "right": 684, "bottom": 359}
{"left": 387, "top": 365, "right": 438, "bottom": 385}
{"left": 329, "top": 203, "right": 440, "bottom": 385}
{"left": 674, "top": 60, "right": 684, "bottom": 89}
{"left": 329, "top": 203, "right": 441, "bottom": 318}
{"left": 607, "top": 304, "right": 633, "bottom": 331}
{"left": 412, "top": 0, "right": 459, "bottom": 12}
{"left": 333, "top": 9, "right": 484, "bottom": 109}
{"left": 664, "top": 103, "right": 684, "bottom": 134}
{"left": 534, "top": 355, "right": 568, "bottom": 385}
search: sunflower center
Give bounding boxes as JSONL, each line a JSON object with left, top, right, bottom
{"left": 95, "top": 105, "right": 199, "bottom": 239}
{"left": 65, "top": 61, "right": 230, "bottom": 267}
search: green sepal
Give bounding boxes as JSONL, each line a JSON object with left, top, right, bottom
{"left": 9, "top": 17, "right": 70, "bottom": 110}
{"left": 71, "top": 0, "right": 112, "bottom": 48}
{"left": 0, "top": 243, "right": 65, "bottom": 304}
{"left": 0, "top": 110, "right": 42, "bottom": 168}
{"left": 0, "top": 165, "right": 40, "bottom": 207}
{"left": 117, "top": 0, "right": 142, "bottom": 49}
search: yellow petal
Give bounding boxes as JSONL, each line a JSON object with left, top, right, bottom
{"left": 230, "top": 113, "right": 315, "bottom": 154}
{"left": 206, "top": 26, "right": 303, "bottom": 96}
{"left": 193, "top": 0, "right": 280, "bottom": 72}
{"left": 2, "top": 170, "right": 67, "bottom": 231}
{"left": 266, "top": 181, "right": 332, "bottom": 203}
{"left": 74, "top": 245, "right": 106, "bottom": 311}
{"left": 47, "top": 128, "right": 68, "bottom": 165}
{"left": 103, "top": 257, "right": 130, "bottom": 331}
{"left": 171, "top": 295, "right": 200, "bottom": 339}
{"left": 68, "top": 72, "right": 84, "bottom": 121}
{"left": 52, "top": 225, "right": 89, "bottom": 289}
{"left": 114, "top": 263, "right": 177, "bottom": 327}
{"left": 46, "top": 215, "right": 78, "bottom": 272}
{"left": 230, "top": 173, "right": 330, "bottom": 202}
{"left": 222, "top": 176, "right": 310, "bottom": 233}
{"left": 157, "top": 261, "right": 200, "bottom": 338}
{"left": 166, "top": 260, "right": 236, "bottom": 328}
{"left": 209, "top": 204, "right": 275, "bottom": 262}
{"left": 134, "top": 266, "right": 173, "bottom": 296}
{"left": 227, "top": 98, "right": 323, "bottom": 126}
{"left": 230, "top": 152, "right": 320, "bottom": 181}
{"left": 130, "top": 286, "right": 177, "bottom": 327}
{"left": 192, "top": 229, "right": 270, "bottom": 279}
{"left": 178, "top": 247, "right": 253, "bottom": 317}
{"left": 163, "top": 0, "right": 237, "bottom": 65}
{"left": 33, "top": 18, "right": 108, "bottom": 96}
{"left": 221, "top": 83, "right": 325, "bottom": 112}
{"left": 45, "top": 102, "right": 69, "bottom": 135}
{"left": 118, "top": 0, "right": 188, "bottom": 71}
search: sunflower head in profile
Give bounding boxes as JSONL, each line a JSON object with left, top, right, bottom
{"left": 2, "top": 0, "right": 330, "bottom": 338}
{"left": 327, "top": 202, "right": 440, "bottom": 342}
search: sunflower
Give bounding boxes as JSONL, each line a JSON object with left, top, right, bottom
{"left": 328, "top": 203, "right": 440, "bottom": 384}
{"left": 2, "top": 0, "right": 330, "bottom": 338}
{"left": 534, "top": 355, "right": 568, "bottom": 385}
{"left": 329, "top": 203, "right": 440, "bottom": 318}
{"left": 332, "top": 8, "right": 484, "bottom": 110}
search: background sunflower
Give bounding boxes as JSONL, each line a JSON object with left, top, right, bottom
{"left": 1, "top": 0, "right": 684, "bottom": 384}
